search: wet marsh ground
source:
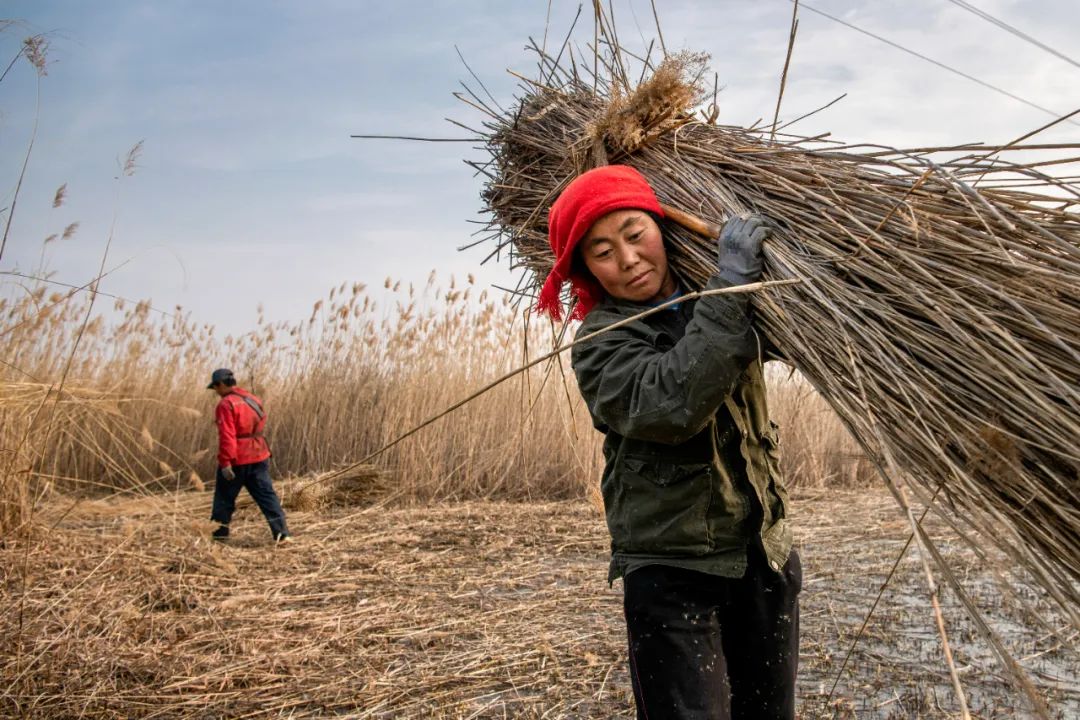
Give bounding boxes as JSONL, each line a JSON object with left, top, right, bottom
{"left": 2, "top": 487, "right": 1076, "bottom": 718}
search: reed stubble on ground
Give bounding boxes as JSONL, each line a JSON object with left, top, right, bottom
{"left": 1, "top": 486, "right": 1075, "bottom": 719}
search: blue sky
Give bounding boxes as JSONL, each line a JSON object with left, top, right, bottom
{"left": 2, "top": 1, "right": 1078, "bottom": 336}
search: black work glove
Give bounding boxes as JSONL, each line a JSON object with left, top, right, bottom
{"left": 220, "top": 465, "right": 236, "bottom": 481}
{"left": 717, "top": 213, "right": 772, "bottom": 286}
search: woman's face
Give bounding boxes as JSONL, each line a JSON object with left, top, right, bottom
{"left": 580, "top": 209, "right": 675, "bottom": 304}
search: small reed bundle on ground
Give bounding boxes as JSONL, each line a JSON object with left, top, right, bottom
{"left": 282, "top": 464, "right": 388, "bottom": 511}
{"left": 474, "top": 49, "right": 1080, "bottom": 628}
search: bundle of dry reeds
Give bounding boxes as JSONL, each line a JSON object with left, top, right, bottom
{"left": 473, "top": 48, "right": 1080, "bottom": 628}
{"left": 282, "top": 464, "right": 388, "bottom": 511}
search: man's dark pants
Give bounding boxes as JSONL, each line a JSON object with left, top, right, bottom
{"left": 623, "top": 543, "right": 801, "bottom": 720}
{"left": 210, "top": 460, "right": 289, "bottom": 539}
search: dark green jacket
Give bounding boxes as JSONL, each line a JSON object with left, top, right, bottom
{"left": 570, "top": 276, "right": 792, "bottom": 583}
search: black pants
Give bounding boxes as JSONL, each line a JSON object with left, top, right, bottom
{"left": 623, "top": 545, "right": 801, "bottom": 720}
{"left": 210, "top": 460, "right": 289, "bottom": 539}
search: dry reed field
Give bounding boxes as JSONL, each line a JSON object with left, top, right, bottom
{"left": 4, "top": 7, "right": 1079, "bottom": 718}
{"left": 1, "top": 241, "right": 896, "bottom": 719}
{"left": 0, "top": 271, "right": 872, "bottom": 529}
{"left": 2, "top": 485, "right": 1076, "bottom": 718}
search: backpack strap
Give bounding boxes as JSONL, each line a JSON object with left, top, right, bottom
{"left": 235, "top": 395, "right": 267, "bottom": 439}
{"left": 239, "top": 394, "right": 265, "bottom": 420}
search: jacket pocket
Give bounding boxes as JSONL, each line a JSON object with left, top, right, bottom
{"left": 611, "top": 455, "right": 712, "bottom": 555}
{"left": 623, "top": 456, "right": 710, "bottom": 487}
{"left": 786, "top": 548, "right": 803, "bottom": 594}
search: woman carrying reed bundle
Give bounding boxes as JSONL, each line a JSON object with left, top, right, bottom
{"left": 539, "top": 165, "right": 800, "bottom": 719}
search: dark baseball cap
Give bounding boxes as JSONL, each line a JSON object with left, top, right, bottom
{"left": 207, "top": 368, "right": 235, "bottom": 388}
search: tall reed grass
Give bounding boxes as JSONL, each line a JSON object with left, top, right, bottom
{"left": 0, "top": 271, "right": 873, "bottom": 534}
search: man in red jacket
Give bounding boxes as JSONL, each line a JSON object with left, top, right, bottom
{"left": 207, "top": 368, "right": 290, "bottom": 543}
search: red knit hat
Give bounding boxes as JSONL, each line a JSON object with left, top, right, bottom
{"left": 537, "top": 165, "right": 665, "bottom": 322}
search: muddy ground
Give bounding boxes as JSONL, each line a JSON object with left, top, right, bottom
{"left": 1, "top": 487, "right": 1076, "bottom": 718}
